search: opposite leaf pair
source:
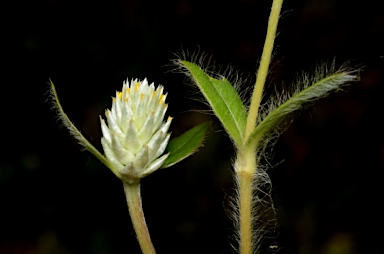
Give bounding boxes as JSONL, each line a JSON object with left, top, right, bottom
{"left": 179, "top": 60, "right": 358, "bottom": 151}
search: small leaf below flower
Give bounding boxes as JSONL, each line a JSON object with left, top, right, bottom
{"left": 161, "top": 122, "right": 209, "bottom": 168}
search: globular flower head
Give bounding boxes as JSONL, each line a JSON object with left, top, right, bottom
{"left": 100, "top": 78, "right": 172, "bottom": 183}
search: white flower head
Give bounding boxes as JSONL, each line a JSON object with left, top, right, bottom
{"left": 100, "top": 78, "right": 172, "bottom": 183}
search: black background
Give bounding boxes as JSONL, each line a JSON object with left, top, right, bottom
{"left": 2, "top": 0, "right": 384, "bottom": 253}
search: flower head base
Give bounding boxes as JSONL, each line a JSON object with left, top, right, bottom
{"left": 100, "top": 78, "right": 172, "bottom": 183}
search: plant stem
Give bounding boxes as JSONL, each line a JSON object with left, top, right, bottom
{"left": 123, "top": 182, "right": 156, "bottom": 254}
{"left": 238, "top": 171, "right": 255, "bottom": 254}
{"left": 237, "top": 1, "right": 283, "bottom": 253}
{"left": 245, "top": 0, "right": 284, "bottom": 141}
{"left": 236, "top": 146, "right": 257, "bottom": 254}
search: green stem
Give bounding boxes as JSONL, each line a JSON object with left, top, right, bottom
{"left": 123, "top": 182, "right": 156, "bottom": 254}
{"left": 245, "top": 0, "right": 284, "bottom": 142}
{"left": 237, "top": 1, "right": 283, "bottom": 254}
{"left": 238, "top": 172, "right": 253, "bottom": 254}
{"left": 236, "top": 146, "right": 257, "bottom": 254}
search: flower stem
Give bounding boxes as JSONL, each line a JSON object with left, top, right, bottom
{"left": 123, "top": 182, "right": 156, "bottom": 254}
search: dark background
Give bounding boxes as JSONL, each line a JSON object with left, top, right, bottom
{"left": 2, "top": 0, "right": 384, "bottom": 253}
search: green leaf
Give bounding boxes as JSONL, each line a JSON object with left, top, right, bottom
{"left": 180, "top": 61, "right": 247, "bottom": 147}
{"left": 49, "top": 80, "right": 121, "bottom": 178}
{"left": 162, "top": 122, "right": 209, "bottom": 168}
{"left": 246, "top": 70, "right": 357, "bottom": 147}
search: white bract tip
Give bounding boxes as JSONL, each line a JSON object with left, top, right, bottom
{"left": 100, "top": 78, "right": 172, "bottom": 183}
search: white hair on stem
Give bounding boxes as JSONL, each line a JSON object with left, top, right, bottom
{"left": 229, "top": 60, "right": 359, "bottom": 253}
{"left": 172, "top": 49, "right": 359, "bottom": 253}
{"left": 228, "top": 158, "right": 277, "bottom": 254}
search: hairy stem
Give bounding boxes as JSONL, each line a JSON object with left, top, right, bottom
{"left": 238, "top": 170, "right": 254, "bottom": 254}
{"left": 245, "top": 0, "right": 283, "bottom": 141}
{"left": 236, "top": 146, "right": 257, "bottom": 254}
{"left": 237, "top": 1, "right": 283, "bottom": 253}
{"left": 123, "top": 182, "right": 156, "bottom": 254}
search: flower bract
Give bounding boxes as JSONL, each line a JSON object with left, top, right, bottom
{"left": 100, "top": 78, "right": 172, "bottom": 183}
